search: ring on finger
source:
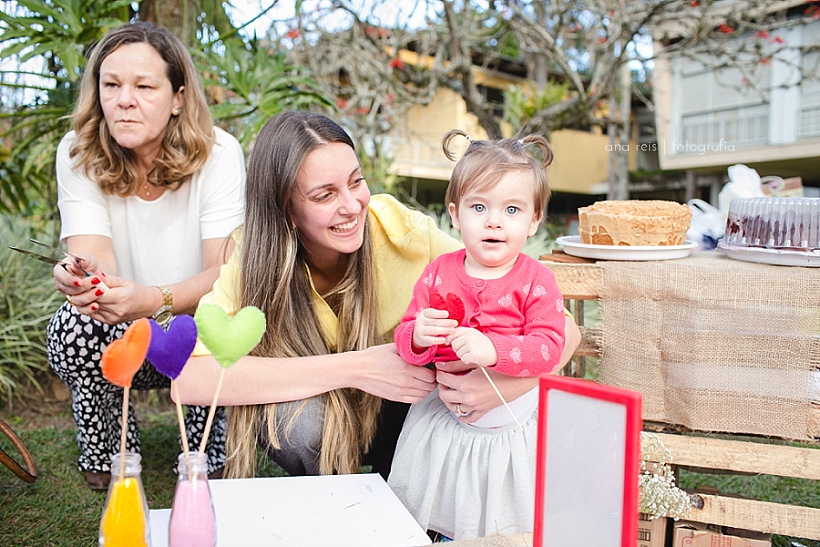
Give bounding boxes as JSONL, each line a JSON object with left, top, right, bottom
{"left": 455, "top": 403, "right": 467, "bottom": 416}
{"left": 65, "top": 294, "right": 74, "bottom": 306}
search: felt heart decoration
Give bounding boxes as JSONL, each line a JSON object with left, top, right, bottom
{"left": 194, "top": 304, "right": 266, "bottom": 368}
{"left": 429, "top": 292, "right": 447, "bottom": 311}
{"left": 146, "top": 316, "right": 197, "bottom": 380}
{"left": 102, "top": 318, "right": 151, "bottom": 388}
{"left": 429, "top": 292, "right": 466, "bottom": 325}
{"left": 445, "top": 293, "right": 466, "bottom": 324}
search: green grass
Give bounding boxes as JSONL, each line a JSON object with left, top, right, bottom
{"left": 0, "top": 403, "right": 287, "bottom": 547}
{"left": 0, "top": 412, "right": 179, "bottom": 546}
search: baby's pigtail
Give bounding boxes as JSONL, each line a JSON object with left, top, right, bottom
{"left": 442, "top": 129, "right": 473, "bottom": 162}
{"left": 520, "top": 134, "right": 554, "bottom": 169}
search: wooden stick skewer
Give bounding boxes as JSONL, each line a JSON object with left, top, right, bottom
{"left": 198, "top": 368, "right": 226, "bottom": 455}
{"left": 172, "top": 380, "right": 190, "bottom": 455}
{"left": 119, "top": 387, "right": 130, "bottom": 480}
{"left": 478, "top": 366, "right": 525, "bottom": 432}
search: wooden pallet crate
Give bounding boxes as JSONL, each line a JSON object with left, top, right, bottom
{"left": 543, "top": 257, "right": 820, "bottom": 540}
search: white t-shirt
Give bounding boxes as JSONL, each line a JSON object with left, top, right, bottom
{"left": 56, "top": 126, "right": 245, "bottom": 286}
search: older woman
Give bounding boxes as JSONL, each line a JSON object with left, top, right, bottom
{"left": 47, "top": 21, "right": 245, "bottom": 490}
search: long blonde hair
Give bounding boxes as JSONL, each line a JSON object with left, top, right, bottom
{"left": 226, "top": 111, "right": 382, "bottom": 477}
{"left": 70, "top": 21, "right": 214, "bottom": 196}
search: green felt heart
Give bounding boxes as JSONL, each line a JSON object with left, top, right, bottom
{"left": 194, "top": 304, "right": 266, "bottom": 368}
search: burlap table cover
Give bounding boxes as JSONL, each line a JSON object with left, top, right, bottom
{"left": 598, "top": 253, "right": 820, "bottom": 440}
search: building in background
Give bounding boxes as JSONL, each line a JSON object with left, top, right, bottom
{"left": 651, "top": 2, "right": 820, "bottom": 201}
{"left": 384, "top": 50, "right": 630, "bottom": 217}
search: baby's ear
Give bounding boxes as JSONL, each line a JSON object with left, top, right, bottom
{"left": 447, "top": 202, "right": 461, "bottom": 231}
{"left": 529, "top": 211, "right": 543, "bottom": 237}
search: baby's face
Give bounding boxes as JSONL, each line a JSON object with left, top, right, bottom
{"left": 449, "top": 172, "right": 541, "bottom": 278}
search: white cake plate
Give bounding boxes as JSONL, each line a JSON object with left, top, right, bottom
{"left": 556, "top": 236, "right": 698, "bottom": 261}
{"left": 717, "top": 242, "right": 820, "bottom": 267}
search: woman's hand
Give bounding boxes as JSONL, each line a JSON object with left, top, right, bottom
{"left": 436, "top": 313, "right": 582, "bottom": 422}
{"left": 354, "top": 344, "right": 437, "bottom": 403}
{"left": 53, "top": 250, "right": 109, "bottom": 313}
{"left": 54, "top": 253, "right": 160, "bottom": 326}
{"left": 57, "top": 234, "right": 233, "bottom": 326}
{"left": 84, "top": 276, "right": 163, "bottom": 325}
{"left": 56, "top": 266, "right": 158, "bottom": 325}
{"left": 436, "top": 363, "right": 538, "bottom": 422}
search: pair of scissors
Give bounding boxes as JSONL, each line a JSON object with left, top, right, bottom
{"left": 9, "top": 239, "right": 97, "bottom": 279}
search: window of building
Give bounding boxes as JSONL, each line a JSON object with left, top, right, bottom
{"left": 799, "top": 50, "right": 820, "bottom": 138}
{"left": 675, "top": 56, "right": 770, "bottom": 149}
{"left": 478, "top": 84, "right": 505, "bottom": 119}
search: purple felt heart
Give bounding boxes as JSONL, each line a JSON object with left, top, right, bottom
{"left": 146, "top": 315, "right": 197, "bottom": 380}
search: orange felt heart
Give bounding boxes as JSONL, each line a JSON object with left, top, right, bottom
{"left": 102, "top": 318, "right": 151, "bottom": 388}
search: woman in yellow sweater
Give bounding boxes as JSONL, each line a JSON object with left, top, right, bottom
{"left": 176, "top": 111, "right": 580, "bottom": 479}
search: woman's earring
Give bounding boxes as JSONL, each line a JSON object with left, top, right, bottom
{"left": 173, "top": 109, "right": 180, "bottom": 116}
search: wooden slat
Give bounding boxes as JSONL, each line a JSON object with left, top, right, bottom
{"left": 688, "top": 493, "right": 820, "bottom": 539}
{"left": 652, "top": 431, "right": 820, "bottom": 481}
{"left": 542, "top": 261, "right": 602, "bottom": 300}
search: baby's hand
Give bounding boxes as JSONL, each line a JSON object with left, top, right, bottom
{"left": 447, "top": 328, "right": 498, "bottom": 368}
{"left": 412, "top": 308, "right": 458, "bottom": 350}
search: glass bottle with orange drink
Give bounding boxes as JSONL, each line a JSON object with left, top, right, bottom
{"left": 99, "top": 452, "right": 150, "bottom": 547}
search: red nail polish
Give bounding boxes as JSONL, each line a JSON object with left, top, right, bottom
{"left": 91, "top": 277, "right": 100, "bottom": 285}
{"left": 74, "top": 281, "right": 81, "bottom": 287}
{"left": 91, "top": 304, "right": 98, "bottom": 311}
{"left": 101, "top": 271, "right": 106, "bottom": 277}
{"left": 95, "top": 289, "right": 104, "bottom": 296}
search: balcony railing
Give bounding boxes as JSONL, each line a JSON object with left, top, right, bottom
{"left": 679, "top": 104, "right": 769, "bottom": 152}
{"left": 389, "top": 137, "right": 452, "bottom": 169}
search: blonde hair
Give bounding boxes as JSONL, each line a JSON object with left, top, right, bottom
{"left": 226, "top": 112, "right": 382, "bottom": 478}
{"left": 70, "top": 21, "right": 214, "bottom": 196}
{"left": 442, "top": 129, "right": 554, "bottom": 219}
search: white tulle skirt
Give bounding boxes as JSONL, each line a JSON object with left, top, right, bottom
{"left": 387, "top": 389, "right": 538, "bottom": 541}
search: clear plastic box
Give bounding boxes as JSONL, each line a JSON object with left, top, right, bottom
{"left": 724, "top": 197, "right": 820, "bottom": 250}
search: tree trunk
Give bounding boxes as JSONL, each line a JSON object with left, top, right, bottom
{"left": 617, "top": 61, "right": 630, "bottom": 200}
{"left": 139, "top": 0, "right": 196, "bottom": 46}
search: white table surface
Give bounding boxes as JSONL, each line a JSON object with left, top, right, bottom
{"left": 149, "top": 473, "right": 431, "bottom": 547}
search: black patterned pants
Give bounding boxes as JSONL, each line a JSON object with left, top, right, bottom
{"left": 46, "top": 302, "right": 226, "bottom": 474}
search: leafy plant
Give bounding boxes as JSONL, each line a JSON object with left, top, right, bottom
{"left": 0, "top": 0, "right": 132, "bottom": 216}
{"left": 504, "top": 80, "right": 572, "bottom": 131}
{"left": 196, "top": 37, "right": 333, "bottom": 151}
{"left": 357, "top": 145, "right": 398, "bottom": 195}
{"left": 0, "top": 214, "right": 64, "bottom": 405}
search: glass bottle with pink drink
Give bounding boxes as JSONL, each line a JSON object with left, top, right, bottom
{"left": 168, "top": 452, "right": 216, "bottom": 547}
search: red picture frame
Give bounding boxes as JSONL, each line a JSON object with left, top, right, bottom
{"left": 533, "top": 375, "right": 642, "bottom": 547}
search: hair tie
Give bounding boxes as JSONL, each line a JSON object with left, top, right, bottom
{"left": 518, "top": 139, "right": 524, "bottom": 145}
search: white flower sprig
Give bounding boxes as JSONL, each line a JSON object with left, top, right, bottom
{"left": 639, "top": 432, "right": 692, "bottom": 520}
